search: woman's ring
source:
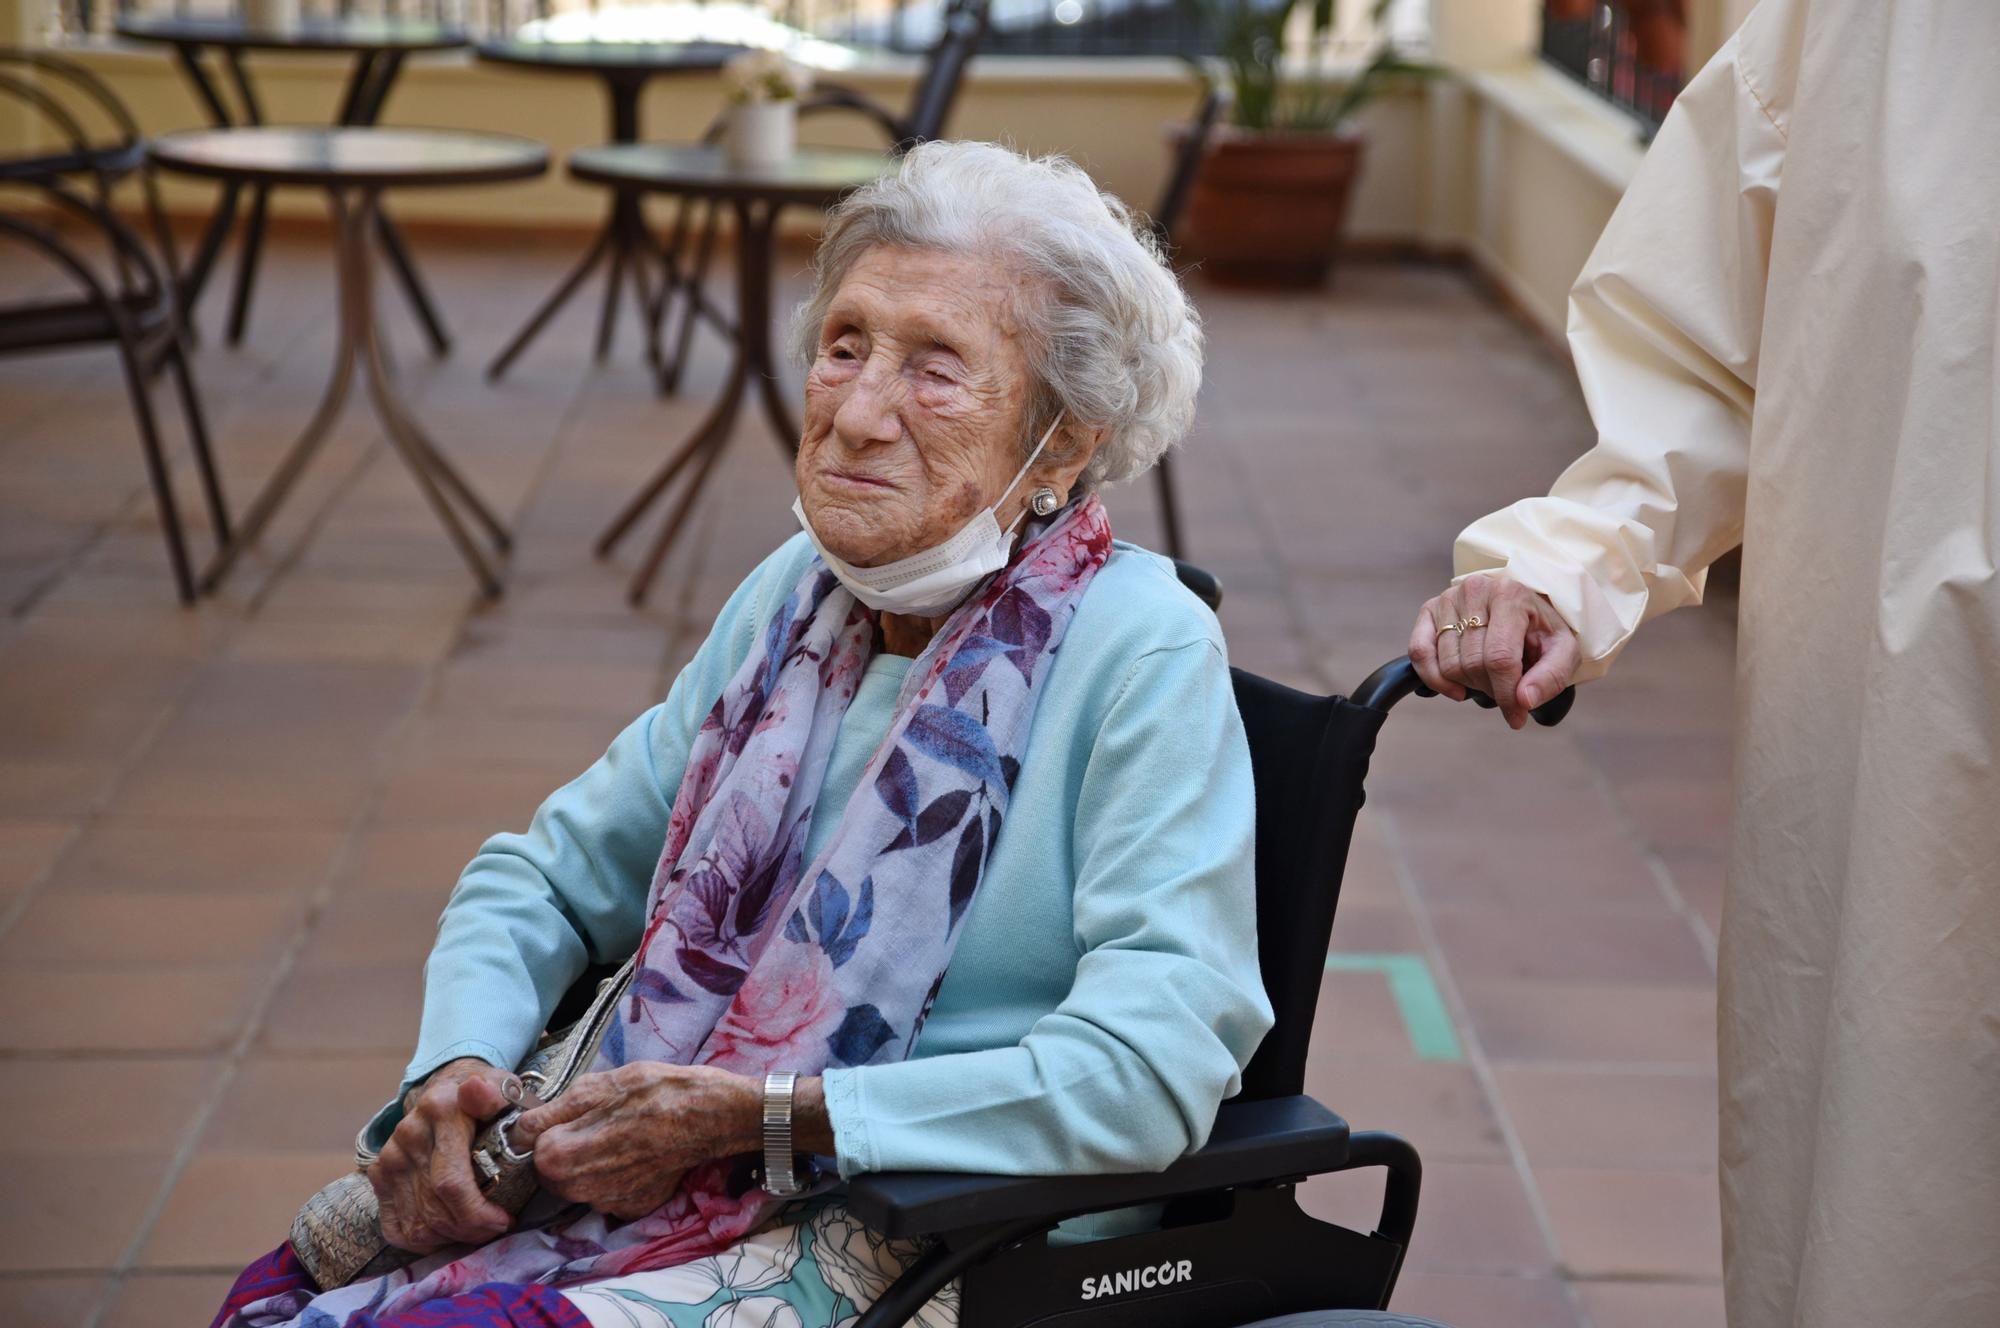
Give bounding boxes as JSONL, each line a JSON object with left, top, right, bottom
{"left": 1437, "top": 620, "right": 1465, "bottom": 638}
{"left": 1458, "top": 616, "right": 1484, "bottom": 631}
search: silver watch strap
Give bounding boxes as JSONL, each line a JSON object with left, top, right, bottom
{"left": 761, "top": 1070, "right": 803, "bottom": 1197}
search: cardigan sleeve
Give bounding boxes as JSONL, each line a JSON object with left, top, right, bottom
{"left": 821, "top": 638, "right": 1272, "bottom": 1177}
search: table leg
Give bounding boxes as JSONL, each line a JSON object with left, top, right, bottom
{"left": 344, "top": 190, "right": 507, "bottom": 595}
{"left": 736, "top": 199, "right": 801, "bottom": 455}
{"left": 489, "top": 71, "right": 656, "bottom": 380}
{"left": 342, "top": 51, "right": 453, "bottom": 358}
{"left": 595, "top": 202, "right": 631, "bottom": 361}
{"left": 165, "top": 43, "right": 239, "bottom": 318}
{"left": 202, "top": 188, "right": 509, "bottom": 597}
{"left": 224, "top": 184, "right": 269, "bottom": 346}
{"left": 197, "top": 198, "right": 364, "bottom": 592}
{"left": 603, "top": 198, "right": 789, "bottom": 605}
{"left": 487, "top": 220, "right": 616, "bottom": 381}
{"left": 220, "top": 48, "right": 268, "bottom": 346}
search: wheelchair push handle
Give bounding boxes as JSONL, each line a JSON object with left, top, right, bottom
{"left": 1352, "top": 656, "right": 1576, "bottom": 727}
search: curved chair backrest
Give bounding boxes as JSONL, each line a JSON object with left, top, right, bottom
{"left": 898, "top": 0, "right": 991, "bottom": 150}
{"left": 0, "top": 47, "right": 144, "bottom": 180}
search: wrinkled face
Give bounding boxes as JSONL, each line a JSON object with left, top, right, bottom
{"left": 796, "top": 245, "right": 1052, "bottom": 568}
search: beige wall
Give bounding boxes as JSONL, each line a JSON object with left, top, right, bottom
{"left": 6, "top": 0, "right": 1730, "bottom": 344}
{"left": 2, "top": 43, "right": 1431, "bottom": 241}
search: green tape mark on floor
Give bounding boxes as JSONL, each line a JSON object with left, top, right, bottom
{"left": 1323, "top": 952, "right": 1464, "bottom": 1062}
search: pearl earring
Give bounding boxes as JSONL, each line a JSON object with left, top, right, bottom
{"left": 1030, "top": 487, "right": 1062, "bottom": 517}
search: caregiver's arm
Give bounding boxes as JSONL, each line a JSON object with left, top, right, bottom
{"left": 821, "top": 636, "right": 1271, "bottom": 1177}
{"left": 1414, "top": 17, "right": 1791, "bottom": 715}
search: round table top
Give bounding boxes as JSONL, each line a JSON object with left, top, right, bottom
{"left": 568, "top": 144, "right": 892, "bottom": 205}
{"left": 475, "top": 38, "right": 748, "bottom": 73}
{"left": 148, "top": 127, "right": 548, "bottom": 189}
{"left": 116, "top": 14, "right": 468, "bottom": 53}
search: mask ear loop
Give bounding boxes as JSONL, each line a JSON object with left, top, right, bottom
{"left": 1000, "top": 414, "right": 1065, "bottom": 537}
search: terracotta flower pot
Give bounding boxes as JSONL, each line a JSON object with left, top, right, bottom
{"left": 1631, "top": 8, "right": 1687, "bottom": 75}
{"left": 1174, "top": 127, "right": 1366, "bottom": 289}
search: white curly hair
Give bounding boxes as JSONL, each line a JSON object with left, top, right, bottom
{"left": 790, "top": 140, "right": 1204, "bottom": 489}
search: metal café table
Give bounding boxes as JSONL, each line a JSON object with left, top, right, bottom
{"left": 569, "top": 144, "right": 891, "bottom": 604}
{"left": 148, "top": 127, "right": 548, "bottom": 597}
{"left": 475, "top": 39, "right": 745, "bottom": 381}
{"left": 116, "top": 14, "right": 467, "bottom": 352}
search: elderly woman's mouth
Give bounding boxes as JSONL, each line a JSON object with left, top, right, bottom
{"left": 823, "top": 470, "right": 898, "bottom": 491}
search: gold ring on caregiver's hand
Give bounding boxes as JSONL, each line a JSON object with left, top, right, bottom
{"left": 1457, "top": 615, "right": 1485, "bottom": 631}
{"left": 1437, "top": 620, "right": 1465, "bottom": 637}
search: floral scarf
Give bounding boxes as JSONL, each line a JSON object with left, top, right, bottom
{"left": 231, "top": 496, "right": 1114, "bottom": 1327}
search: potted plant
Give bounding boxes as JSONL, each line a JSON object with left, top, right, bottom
{"left": 1175, "top": 0, "right": 1432, "bottom": 287}
{"left": 722, "top": 49, "right": 813, "bottom": 168}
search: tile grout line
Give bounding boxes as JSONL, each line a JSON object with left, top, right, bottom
{"left": 1371, "top": 797, "right": 1594, "bottom": 1324}
{"left": 86, "top": 312, "right": 652, "bottom": 1321}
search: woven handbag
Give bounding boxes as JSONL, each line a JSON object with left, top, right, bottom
{"left": 288, "top": 959, "right": 635, "bottom": 1291}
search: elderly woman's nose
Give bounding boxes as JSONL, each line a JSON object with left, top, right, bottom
{"left": 830, "top": 362, "right": 907, "bottom": 447}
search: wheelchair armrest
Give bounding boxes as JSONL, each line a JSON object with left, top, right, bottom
{"left": 844, "top": 1095, "right": 1351, "bottom": 1240}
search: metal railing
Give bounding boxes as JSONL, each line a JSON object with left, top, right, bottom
{"left": 57, "top": 0, "right": 1423, "bottom": 62}
{"left": 1540, "top": 0, "right": 1683, "bottom": 135}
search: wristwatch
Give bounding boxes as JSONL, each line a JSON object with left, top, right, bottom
{"left": 761, "top": 1070, "right": 806, "bottom": 1197}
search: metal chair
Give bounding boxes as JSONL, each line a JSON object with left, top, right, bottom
{"left": 1142, "top": 83, "right": 1232, "bottom": 560}
{"left": 0, "top": 52, "right": 230, "bottom": 602}
{"left": 646, "top": 0, "right": 992, "bottom": 394}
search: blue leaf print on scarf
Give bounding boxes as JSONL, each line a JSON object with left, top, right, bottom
{"left": 914, "top": 789, "right": 973, "bottom": 847}
{"left": 827, "top": 1002, "right": 897, "bottom": 1066}
{"left": 875, "top": 747, "right": 920, "bottom": 828}
{"left": 991, "top": 586, "right": 1053, "bottom": 683}
{"left": 807, "top": 870, "right": 850, "bottom": 950}
{"left": 948, "top": 813, "right": 985, "bottom": 929}
{"left": 905, "top": 705, "right": 1005, "bottom": 790}
{"left": 940, "top": 633, "right": 1012, "bottom": 707}
{"left": 632, "top": 965, "right": 690, "bottom": 1005}
{"left": 676, "top": 945, "right": 748, "bottom": 996}
{"left": 828, "top": 875, "right": 874, "bottom": 967}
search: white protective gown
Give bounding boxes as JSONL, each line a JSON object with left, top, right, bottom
{"left": 1452, "top": 2, "right": 2000, "bottom": 1324}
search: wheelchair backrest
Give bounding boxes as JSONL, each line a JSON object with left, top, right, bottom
{"left": 1229, "top": 668, "right": 1386, "bottom": 1100}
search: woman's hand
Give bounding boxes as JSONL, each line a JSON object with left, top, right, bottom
{"left": 369, "top": 1056, "right": 520, "bottom": 1253}
{"left": 508, "top": 1064, "right": 765, "bottom": 1220}
{"left": 1409, "top": 574, "right": 1582, "bottom": 729}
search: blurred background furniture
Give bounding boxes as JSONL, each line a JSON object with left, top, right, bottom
{"left": 477, "top": 37, "right": 747, "bottom": 382}
{"left": 148, "top": 126, "right": 547, "bottom": 597}
{"left": 0, "top": 47, "right": 229, "bottom": 603}
{"left": 1140, "top": 82, "right": 1231, "bottom": 560}
{"left": 647, "top": 0, "right": 989, "bottom": 396}
{"left": 573, "top": 143, "right": 890, "bottom": 604}
{"left": 114, "top": 13, "right": 467, "bottom": 352}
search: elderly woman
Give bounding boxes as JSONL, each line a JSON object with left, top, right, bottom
{"left": 216, "top": 141, "right": 1270, "bottom": 1328}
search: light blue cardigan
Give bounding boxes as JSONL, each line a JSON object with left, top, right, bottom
{"left": 380, "top": 534, "right": 1272, "bottom": 1180}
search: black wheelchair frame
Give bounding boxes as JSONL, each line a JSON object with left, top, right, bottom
{"left": 838, "top": 563, "right": 1574, "bottom": 1328}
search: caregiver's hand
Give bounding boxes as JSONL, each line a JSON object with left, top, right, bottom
{"left": 510, "top": 1064, "right": 761, "bottom": 1221}
{"left": 371, "top": 1056, "right": 519, "bottom": 1253}
{"left": 1409, "top": 573, "right": 1581, "bottom": 730}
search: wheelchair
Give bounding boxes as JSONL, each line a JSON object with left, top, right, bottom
{"left": 833, "top": 562, "right": 1577, "bottom": 1328}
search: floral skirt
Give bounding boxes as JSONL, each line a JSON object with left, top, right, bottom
{"left": 563, "top": 1204, "right": 957, "bottom": 1328}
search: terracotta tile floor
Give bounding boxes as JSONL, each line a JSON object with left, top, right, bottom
{"left": 0, "top": 230, "right": 1735, "bottom": 1327}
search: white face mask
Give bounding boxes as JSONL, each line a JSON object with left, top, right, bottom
{"left": 794, "top": 415, "right": 1063, "bottom": 618}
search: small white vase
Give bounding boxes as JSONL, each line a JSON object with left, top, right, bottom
{"left": 243, "top": 0, "right": 300, "bottom": 30}
{"left": 725, "top": 101, "right": 797, "bottom": 169}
